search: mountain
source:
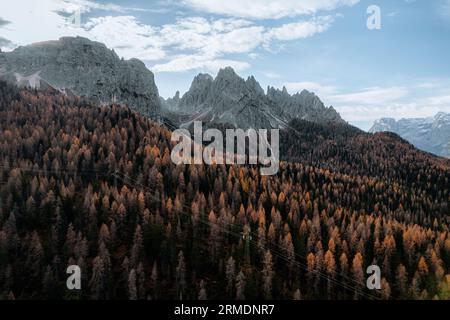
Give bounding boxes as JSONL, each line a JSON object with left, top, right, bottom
{"left": 369, "top": 112, "right": 450, "bottom": 157}
{"left": 0, "top": 37, "right": 342, "bottom": 129}
{"left": 0, "top": 36, "right": 161, "bottom": 119}
{"left": 161, "top": 66, "right": 344, "bottom": 129}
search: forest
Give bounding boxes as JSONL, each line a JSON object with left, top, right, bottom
{"left": 0, "top": 81, "right": 450, "bottom": 300}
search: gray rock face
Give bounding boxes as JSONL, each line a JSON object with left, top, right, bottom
{"left": 178, "top": 73, "right": 214, "bottom": 113}
{"left": 161, "top": 90, "right": 181, "bottom": 112}
{"left": 161, "top": 66, "right": 344, "bottom": 129}
{"left": 369, "top": 112, "right": 450, "bottom": 157}
{"left": 0, "top": 37, "right": 161, "bottom": 119}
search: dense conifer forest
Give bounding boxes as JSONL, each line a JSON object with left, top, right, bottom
{"left": 1, "top": 82, "right": 449, "bottom": 300}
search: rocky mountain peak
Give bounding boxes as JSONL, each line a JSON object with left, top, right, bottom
{"left": 162, "top": 66, "right": 345, "bottom": 129}
{"left": 245, "top": 75, "right": 264, "bottom": 96}
{"left": 213, "top": 67, "right": 245, "bottom": 90}
{"left": 190, "top": 73, "right": 213, "bottom": 90}
{"left": 0, "top": 36, "right": 161, "bottom": 119}
{"left": 216, "top": 66, "right": 239, "bottom": 80}
{"left": 291, "top": 90, "right": 324, "bottom": 109}
{"left": 435, "top": 111, "right": 450, "bottom": 122}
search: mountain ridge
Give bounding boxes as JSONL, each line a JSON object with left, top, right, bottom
{"left": 161, "top": 66, "right": 344, "bottom": 129}
{"left": 370, "top": 112, "right": 450, "bottom": 158}
{"left": 0, "top": 36, "right": 161, "bottom": 119}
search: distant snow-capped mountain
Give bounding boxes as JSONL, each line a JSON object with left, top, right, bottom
{"left": 161, "top": 66, "right": 344, "bottom": 129}
{"left": 369, "top": 112, "right": 450, "bottom": 157}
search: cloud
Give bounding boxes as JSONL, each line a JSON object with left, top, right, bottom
{"left": 82, "top": 16, "right": 165, "bottom": 61}
{"left": 285, "top": 81, "right": 338, "bottom": 96}
{"left": 330, "top": 85, "right": 450, "bottom": 122}
{"left": 182, "top": 0, "right": 359, "bottom": 19}
{"left": 277, "top": 82, "right": 444, "bottom": 122}
{"left": 337, "top": 103, "right": 450, "bottom": 122}
{"left": 426, "top": 95, "right": 450, "bottom": 106}
{"left": 281, "top": 83, "right": 449, "bottom": 123}
{"left": 265, "top": 16, "right": 333, "bottom": 41}
{"left": 152, "top": 55, "right": 250, "bottom": 73}
{"left": 0, "top": 17, "right": 10, "bottom": 26}
{"left": 0, "top": 0, "right": 127, "bottom": 50}
{"left": 262, "top": 71, "right": 282, "bottom": 79}
{"left": 440, "top": 0, "right": 450, "bottom": 17}
{"left": 0, "top": 17, "right": 13, "bottom": 50}
{"left": 330, "top": 87, "right": 409, "bottom": 105}
{"left": 139, "top": 17, "right": 266, "bottom": 72}
{"left": 56, "top": 0, "right": 125, "bottom": 14}
{"left": 156, "top": 17, "right": 265, "bottom": 56}
{"left": 416, "top": 82, "right": 440, "bottom": 89}
{"left": 151, "top": 16, "right": 333, "bottom": 72}
{"left": 386, "top": 12, "right": 398, "bottom": 18}
{"left": 1, "top": 1, "right": 335, "bottom": 72}
{"left": 0, "top": 37, "right": 13, "bottom": 49}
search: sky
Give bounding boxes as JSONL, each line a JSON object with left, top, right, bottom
{"left": 1, "top": 0, "right": 450, "bottom": 130}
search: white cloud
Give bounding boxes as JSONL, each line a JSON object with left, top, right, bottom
{"left": 416, "top": 82, "right": 440, "bottom": 89}
{"left": 0, "top": 0, "right": 136, "bottom": 51}
{"left": 282, "top": 83, "right": 450, "bottom": 123}
{"left": 440, "top": 0, "right": 450, "bottom": 18}
{"left": 183, "top": 0, "right": 359, "bottom": 19}
{"left": 266, "top": 16, "right": 333, "bottom": 41}
{"left": 337, "top": 103, "right": 450, "bottom": 122}
{"left": 157, "top": 17, "right": 265, "bottom": 55}
{"left": 262, "top": 71, "right": 282, "bottom": 79}
{"left": 331, "top": 86, "right": 450, "bottom": 122}
{"left": 427, "top": 95, "right": 450, "bottom": 106}
{"left": 285, "top": 81, "right": 338, "bottom": 96}
{"left": 152, "top": 55, "right": 250, "bottom": 73}
{"left": 145, "top": 16, "right": 333, "bottom": 72}
{"left": 330, "top": 86, "right": 412, "bottom": 122}
{"left": 0, "top": 1, "right": 335, "bottom": 73}
{"left": 330, "top": 87, "right": 409, "bottom": 105}
{"left": 56, "top": 0, "right": 125, "bottom": 14}
{"left": 82, "top": 16, "right": 165, "bottom": 61}
{"left": 0, "top": 18, "right": 10, "bottom": 26}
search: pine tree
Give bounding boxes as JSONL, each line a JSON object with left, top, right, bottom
{"left": 236, "top": 269, "right": 246, "bottom": 300}
{"left": 324, "top": 250, "right": 336, "bottom": 298}
{"left": 26, "top": 231, "right": 44, "bottom": 280}
{"left": 131, "top": 225, "right": 143, "bottom": 268}
{"left": 198, "top": 280, "right": 207, "bottom": 300}
{"left": 225, "top": 256, "right": 236, "bottom": 297}
{"left": 351, "top": 252, "right": 365, "bottom": 300}
{"left": 262, "top": 250, "right": 274, "bottom": 299}
{"left": 90, "top": 256, "right": 106, "bottom": 299}
{"left": 151, "top": 261, "right": 158, "bottom": 299}
{"left": 176, "top": 250, "right": 186, "bottom": 299}
{"left": 137, "top": 262, "right": 146, "bottom": 299}
{"left": 128, "top": 269, "right": 137, "bottom": 300}
{"left": 293, "top": 289, "right": 302, "bottom": 300}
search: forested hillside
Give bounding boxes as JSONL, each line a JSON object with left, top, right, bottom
{"left": 1, "top": 83, "right": 450, "bottom": 300}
